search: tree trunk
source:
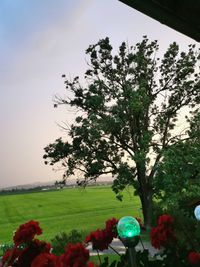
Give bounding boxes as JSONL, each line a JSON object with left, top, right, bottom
{"left": 139, "top": 187, "right": 153, "bottom": 230}
{"left": 136, "top": 162, "right": 153, "bottom": 229}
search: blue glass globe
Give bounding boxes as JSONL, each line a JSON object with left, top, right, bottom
{"left": 194, "top": 205, "right": 200, "bottom": 220}
{"left": 117, "top": 216, "right": 140, "bottom": 239}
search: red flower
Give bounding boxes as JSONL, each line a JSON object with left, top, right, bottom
{"left": 59, "top": 243, "right": 89, "bottom": 267}
{"left": 85, "top": 218, "right": 118, "bottom": 251}
{"left": 33, "top": 239, "right": 52, "bottom": 253}
{"left": 105, "top": 218, "right": 118, "bottom": 238}
{"left": 150, "top": 214, "right": 176, "bottom": 249}
{"left": 86, "top": 262, "right": 99, "bottom": 267}
{"left": 13, "top": 220, "right": 42, "bottom": 245}
{"left": 150, "top": 227, "right": 174, "bottom": 249}
{"left": 16, "top": 239, "right": 52, "bottom": 267}
{"left": 31, "top": 253, "right": 58, "bottom": 267}
{"left": 2, "top": 247, "right": 22, "bottom": 265}
{"left": 85, "top": 229, "right": 113, "bottom": 251}
{"left": 188, "top": 252, "right": 200, "bottom": 265}
{"left": 158, "top": 214, "right": 174, "bottom": 226}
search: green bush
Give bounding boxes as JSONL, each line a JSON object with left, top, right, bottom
{"left": 51, "top": 229, "right": 86, "bottom": 255}
{"left": 154, "top": 184, "right": 200, "bottom": 218}
{"left": 0, "top": 244, "right": 14, "bottom": 256}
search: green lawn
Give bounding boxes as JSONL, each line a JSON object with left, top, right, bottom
{"left": 0, "top": 186, "right": 141, "bottom": 244}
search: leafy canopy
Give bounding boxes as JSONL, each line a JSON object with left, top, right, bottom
{"left": 44, "top": 37, "right": 200, "bottom": 201}
{"left": 154, "top": 111, "right": 200, "bottom": 201}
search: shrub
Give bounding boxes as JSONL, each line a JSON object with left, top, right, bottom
{"left": 51, "top": 229, "right": 86, "bottom": 255}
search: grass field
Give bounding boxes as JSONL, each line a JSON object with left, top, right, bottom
{"left": 0, "top": 186, "right": 141, "bottom": 244}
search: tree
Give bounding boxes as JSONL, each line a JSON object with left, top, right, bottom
{"left": 155, "top": 110, "right": 200, "bottom": 193}
{"left": 154, "top": 111, "right": 200, "bottom": 208}
{"left": 43, "top": 37, "right": 200, "bottom": 227}
{"left": 55, "top": 180, "right": 66, "bottom": 188}
{"left": 154, "top": 140, "right": 200, "bottom": 198}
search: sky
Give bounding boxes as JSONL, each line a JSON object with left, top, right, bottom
{"left": 0, "top": 0, "right": 199, "bottom": 188}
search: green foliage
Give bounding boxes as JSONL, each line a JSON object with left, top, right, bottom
{"left": 154, "top": 112, "right": 200, "bottom": 214}
{"left": 51, "top": 229, "right": 85, "bottom": 255}
{"left": 0, "top": 243, "right": 14, "bottom": 256}
{"left": 99, "top": 254, "right": 128, "bottom": 267}
{"left": 136, "top": 250, "right": 163, "bottom": 267}
{"left": 155, "top": 185, "right": 200, "bottom": 217}
{"left": 44, "top": 36, "right": 200, "bottom": 226}
{"left": 154, "top": 142, "right": 200, "bottom": 200}
{"left": 172, "top": 210, "right": 200, "bottom": 251}
{"left": 175, "top": 185, "right": 200, "bottom": 216}
{"left": 98, "top": 247, "right": 192, "bottom": 267}
{"left": 0, "top": 243, "right": 25, "bottom": 257}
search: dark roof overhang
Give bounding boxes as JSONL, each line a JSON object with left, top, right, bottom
{"left": 119, "top": 0, "right": 200, "bottom": 42}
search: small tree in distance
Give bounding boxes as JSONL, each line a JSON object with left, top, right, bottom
{"left": 43, "top": 37, "right": 200, "bottom": 227}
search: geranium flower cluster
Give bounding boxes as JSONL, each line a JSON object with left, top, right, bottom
{"left": 150, "top": 214, "right": 176, "bottom": 249}
{"left": 59, "top": 243, "right": 96, "bottom": 267}
{"left": 85, "top": 218, "right": 118, "bottom": 251}
{"left": 188, "top": 251, "right": 200, "bottom": 265}
{"left": 13, "top": 220, "right": 42, "bottom": 246}
{"left": 2, "top": 220, "right": 98, "bottom": 267}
